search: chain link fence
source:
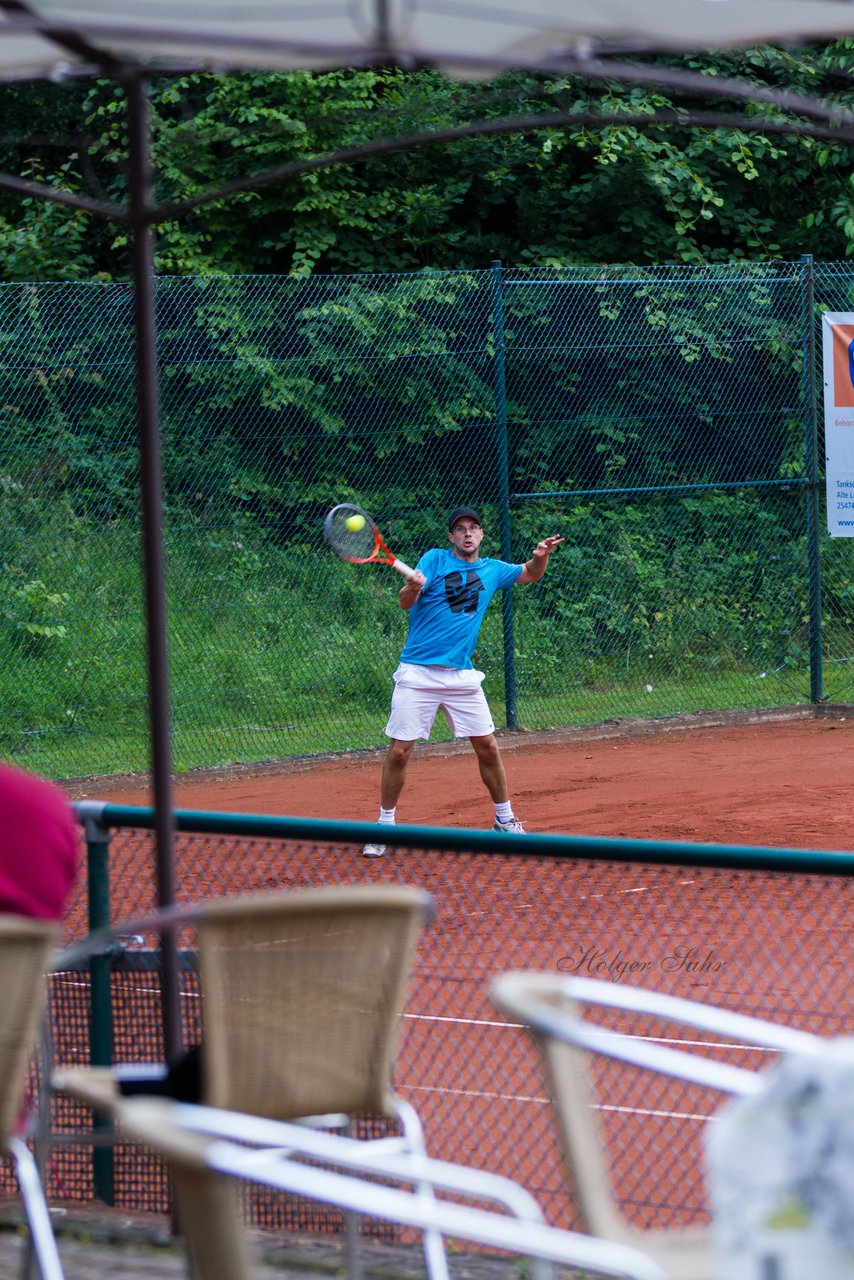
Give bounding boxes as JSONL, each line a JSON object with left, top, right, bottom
{"left": 2, "top": 259, "right": 851, "bottom": 781}
{"left": 42, "top": 809, "right": 854, "bottom": 1236}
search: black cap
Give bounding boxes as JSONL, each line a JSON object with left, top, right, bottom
{"left": 448, "top": 506, "right": 482, "bottom": 531}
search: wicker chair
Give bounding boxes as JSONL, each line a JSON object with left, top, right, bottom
{"left": 57, "top": 884, "right": 443, "bottom": 1280}
{"left": 0, "top": 915, "right": 64, "bottom": 1280}
{"left": 196, "top": 884, "right": 430, "bottom": 1122}
{"left": 490, "top": 972, "right": 824, "bottom": 1280}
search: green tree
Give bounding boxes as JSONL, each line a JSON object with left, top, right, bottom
{"left": 1, "top": 46, "right": 854, "bottom": 279}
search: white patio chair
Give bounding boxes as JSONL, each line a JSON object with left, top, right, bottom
{"left": 491, "top": 972, "right": 825, "bottom": 1280}
{"left": 48, "top": 1088, "right": 669, "bottom": 1280}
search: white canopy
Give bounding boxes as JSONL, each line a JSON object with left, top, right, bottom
{"left": 4, "top": 0, "right": 854, "bottom": 83}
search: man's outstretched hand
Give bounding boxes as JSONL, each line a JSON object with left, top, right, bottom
{"left": 532, "top": 535, "right": 564, "bottom": 558}
{"left": 520, "top": 534, "right": 564, "bottom": 583}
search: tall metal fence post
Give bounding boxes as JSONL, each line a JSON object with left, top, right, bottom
{"left": 125, "top": 71, "right": 182, "bottom": 1066}
{"left": 801, "top": 254, "right": 824, "bottom": 703}
{"left": 490, "top": 260, "right": 518, "bottom": 730}
{"left": 78, "top": 801, "right": 115, "bottom": 1204}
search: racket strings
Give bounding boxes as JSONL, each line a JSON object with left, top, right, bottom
{"left": 324, "top": 505, "right": 379, "bottom": 563}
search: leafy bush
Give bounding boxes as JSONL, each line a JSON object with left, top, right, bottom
{"left": 1, "top": 576, "right": 69, "bottom": 647}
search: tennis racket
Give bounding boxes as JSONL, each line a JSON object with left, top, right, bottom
{"left": 323, "top": 504, "right": 415, "bottom": 577}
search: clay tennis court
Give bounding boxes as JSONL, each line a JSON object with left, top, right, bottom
{"left": 73, "top": 712, "right": 854, "bottom": 852}
{"left": 62, "top": 711, "right": 854, "bottom": 1230}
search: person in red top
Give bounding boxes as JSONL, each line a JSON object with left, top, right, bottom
{"left": 0, "top": 763, "right": 77, "bottom": 920}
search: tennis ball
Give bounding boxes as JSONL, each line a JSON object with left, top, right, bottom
{"left": 345, "top": 513, "right": 366, "bottom": 532}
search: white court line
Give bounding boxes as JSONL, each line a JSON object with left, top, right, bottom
{"left": 585, "top": 888, "right": 648, "bottom": 898}
{"left": 469, "top": 880, "right": 698, "bottom": 906}
{"left": 405, "top": 1013, "right": 521, "bottom": 1029}
{"left": 405, "top": 1083, "right": 715, "bottom": 1123}
{"left": 598, "top": 1103, "right": 716, "bottom": 1123}
{"left": 404, "top": 1013, "right": 776, "bottom": 1054}
{"left": 55, "top": 999, "right": 769, "bottom": 1058}
{"left": 57, "top": 979, "right": 202, "bottom": 1003}
{"left": 579, "top": 877, "right": 695, "bottom": 901}
{"left": 407, "top": 1084, "right": 549, "bottom": 1104}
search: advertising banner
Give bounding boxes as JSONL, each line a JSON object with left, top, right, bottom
{"left": 823, "top": 312, "right": 854, "bottom": 536}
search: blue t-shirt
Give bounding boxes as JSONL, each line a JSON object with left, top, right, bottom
{"left": 399, "top": 548, "right": 523, "bottom": 669}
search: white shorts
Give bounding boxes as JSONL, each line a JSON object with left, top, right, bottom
{"left": 384, "top": 663, "right": 495, "bottom": 741}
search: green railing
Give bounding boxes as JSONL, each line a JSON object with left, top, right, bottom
{"left": 4, "top": 258, "right": 854, "bottom": 781}
{"left": 52, "top": 803, "right": 854, "bottom": 1229}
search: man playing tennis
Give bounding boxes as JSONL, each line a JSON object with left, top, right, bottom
{"left": 363, "top": 507, "right": 563, "bottom": 857}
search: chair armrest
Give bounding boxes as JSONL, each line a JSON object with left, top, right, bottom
{"left": 123, "top": 1101, "right": 547, "bottom": 1225}
{"left": 492, "top": 973, "right": 824, "bottom": 1097}
{"left": 561, "top": 976, "right": 824, "bottom": 1053}
{"left": 52, "top": 1068, "right": 122, "bottom": 1116}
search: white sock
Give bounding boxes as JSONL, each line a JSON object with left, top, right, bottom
{"left": 494, "top": 801, "right": 514, "bottom": 824}
{"left": 379, "top": 807, "right": 396, "bottom": 825}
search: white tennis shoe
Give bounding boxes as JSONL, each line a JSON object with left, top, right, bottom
{"left": 493, "top": 816, "right": 526, "bottom": 834}
{"left": 361, "top": 841, "right": 387, "bottom": 858}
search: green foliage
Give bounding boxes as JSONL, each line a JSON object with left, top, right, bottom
{"left": 136, "top": 51, "right": 854, "bottom": 273}
{"left": 509, "top": 489, "right": 808, "bottom": 684}
{"left": 2, "top": 46, "right": 854, "bottom": 279}
{"left": 0, "top": 261, "right": 801, "bottom": 530}
{"left": 0, "top": 576, "right": 69, "bottom": 646}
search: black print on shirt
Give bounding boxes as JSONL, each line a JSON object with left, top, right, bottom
{"left": 444, "top": 569, "right": 484, "bottom": 614}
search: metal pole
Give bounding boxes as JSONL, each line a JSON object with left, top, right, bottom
{"left": 125, "top": 72, "right": 182, "bottom": 1062}
{"left": 80, "top": 804, "right": 115, "bottom": 1203}
{"left": 490, "top": 260, "right": 518, "bottom": 730}
{"left": 801, "top": 253, "right": 824, "bottom": 703}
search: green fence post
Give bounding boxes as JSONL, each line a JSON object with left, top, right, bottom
{"left": 490, "top": 259, "right": 518, "bottom": 730}
{"left": 801, "top": 253, "right": 824, "bottom": 703}
{"left": 78, "top": 802, "right": 115, "bottom": 1204}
